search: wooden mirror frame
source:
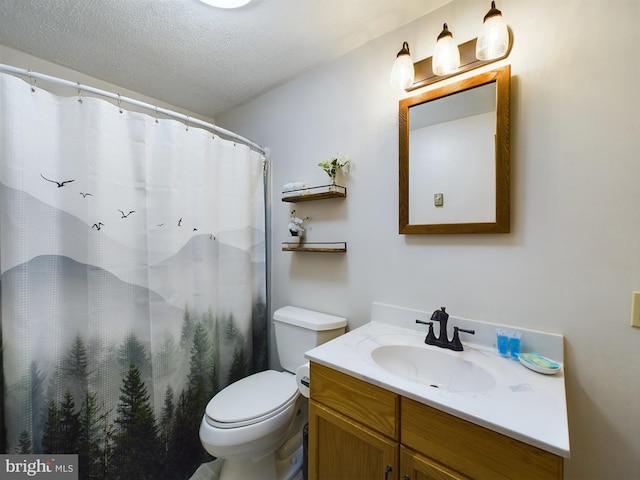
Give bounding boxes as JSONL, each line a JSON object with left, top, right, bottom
{"left": 399, "top": 65, "right": 510, "bottom": 234}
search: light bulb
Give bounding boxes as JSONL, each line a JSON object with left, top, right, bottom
{"left": 476, "top": 1, "right": 509, "bottom": 60}
{"left": 432, "top": 24, "right": 460, "bottom": 76}
{"left": 390, "top": 42, "right": 415, "bottom": 89}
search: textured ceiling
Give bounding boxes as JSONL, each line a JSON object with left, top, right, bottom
{"left": 0, "top": 0, "right": 450, "bottom": 118}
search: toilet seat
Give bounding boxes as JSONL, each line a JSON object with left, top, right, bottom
{"left": 205, "top": 370, "right": 298, "bottom": 429}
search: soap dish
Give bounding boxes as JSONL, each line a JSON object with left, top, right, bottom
{"left": 518, "top": 352, "right": 562, "bottom": 375}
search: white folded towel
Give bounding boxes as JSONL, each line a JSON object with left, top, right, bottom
{"left": 283, "top": 181, "right": 308, "bottom": 192}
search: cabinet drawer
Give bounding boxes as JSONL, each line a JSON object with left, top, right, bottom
{"left": 401, "top": 397, "right": 563, "bottom": 480}
{"left": 310, "top": 362, "right": 399, "bottom": 440}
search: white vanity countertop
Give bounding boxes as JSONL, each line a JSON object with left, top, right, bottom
{"left": 304, "top": 302, "right": 570, "bottom": 458}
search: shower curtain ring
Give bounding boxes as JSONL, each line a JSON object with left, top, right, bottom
{"left": 77, "top": 82, "right": 83, "bottom": 103}
{"left": 117, "top": 94, "right": 123, "bottom": 114}
{"left": 185, "top": 115, "right": 190, "bottom": 132}
{"left": 28, "top": 70, "right": 36, "bottom": 92}
{"left": 155, "top": 106, "right": 159, "bottom": 124}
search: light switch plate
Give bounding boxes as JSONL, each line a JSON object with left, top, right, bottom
{"left": 434, "top": 193, "right": 444, "bottom": 207}
{"left": 631, "top": 291, "right": 640, "bottom": 328}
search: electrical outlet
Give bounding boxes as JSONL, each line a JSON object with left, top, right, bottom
{"left": 631, "top": 292, "right": 640, "bottom": 328}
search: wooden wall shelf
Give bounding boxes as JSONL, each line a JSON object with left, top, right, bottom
{"left": 282, "top": 242, "right": 347, "bottom": 253}
{"left": 282, "top": 184, "right": 346, "bottom": 203}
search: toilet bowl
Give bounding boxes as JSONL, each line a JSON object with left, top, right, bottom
{"left": 199, "top": 306, "right": 347, "bottom": 480}
{"left": 200, "top": 370, "right": 300, "bottom": 460}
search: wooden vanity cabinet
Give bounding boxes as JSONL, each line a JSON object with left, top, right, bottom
{"left": 309, "top": 362, "right": 563, "bottom": 480}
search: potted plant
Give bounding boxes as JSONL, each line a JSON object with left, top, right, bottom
{"left": 318, "top": 154, "right": 350, "bottom": 188}
{"left": 288, "top": 210, "right": 309, "bottom": 246}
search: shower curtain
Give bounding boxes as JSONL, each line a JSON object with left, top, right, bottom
{"left": 0, "top": 72, "right": 267, "bottom": 479}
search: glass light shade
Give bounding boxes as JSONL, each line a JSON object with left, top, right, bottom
{"left": 476, "top": 2, "right": 509, "bottom": 60}
{"left": 199, "top": 0, "right": 251, "bottom": 8}
{"left": 390, "top": 42, "right": 415, "bottom": 89}
{"left": 432, "top": 24, "right": 460, "bottom": 76}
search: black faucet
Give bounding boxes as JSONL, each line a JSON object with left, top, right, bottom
{"left": 416, "top": 307, "right": 475, "bottom": 351}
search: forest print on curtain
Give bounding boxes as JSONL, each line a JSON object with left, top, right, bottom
{"left": 0, "top": 72, "right": 267, "bottom": 479}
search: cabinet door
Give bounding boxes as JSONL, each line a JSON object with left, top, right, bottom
{"left": 401, "top": 398, "right": 563, "bottom": 480}
{"left": 309, "top": 400, "right": 399, "bottom": 480}
{"left": 400, "top": 446, "right": 470, "bottom": 480}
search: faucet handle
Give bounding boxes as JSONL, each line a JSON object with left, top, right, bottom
{"left": 451, "top": 327, "right": 475, "bottom": 351}
{"left": 416, "top": 319, "right": 437, "bottom": 344}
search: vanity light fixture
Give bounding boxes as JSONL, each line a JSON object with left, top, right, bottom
{"left": 432, "top": 23, "right": 461, "bottom": 76}
{"left": 476, "top": 1, "right": 509, "bottom": 60}
{"left": 393, "top": 2, "right": 511, "bottom": 90}
{"left": 198, "top": 0, "right": 252, "bottom": 8}
{"left": 390, "top": 42, "right": 415, "bottom": 89}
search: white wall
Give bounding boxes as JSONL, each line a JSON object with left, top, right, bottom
{"left": 219, "top": 0, "right": 640, "bottom": 478}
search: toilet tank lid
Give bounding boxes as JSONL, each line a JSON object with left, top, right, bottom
{"left": 273, "top": 306, "right": 347, "bottom": 331}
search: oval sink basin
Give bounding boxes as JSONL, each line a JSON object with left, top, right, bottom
{"left": 371, "top": 345, "right": 496, "bottom": 393}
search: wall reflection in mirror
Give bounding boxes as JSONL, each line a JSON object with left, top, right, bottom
{"left": 399, "top": 66, "right": 510, "bottom": 234}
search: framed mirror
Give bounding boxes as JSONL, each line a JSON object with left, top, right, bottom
{"left": 399, "top": 65, "right": 510, "bottom": 234}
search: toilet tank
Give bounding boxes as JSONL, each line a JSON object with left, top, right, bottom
{"left": 273, "top": 306, "right": 347, "bottom": 373}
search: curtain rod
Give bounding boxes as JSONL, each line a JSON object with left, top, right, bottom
{"left": 0, "top": 63, "right": 268, "bottom": 156}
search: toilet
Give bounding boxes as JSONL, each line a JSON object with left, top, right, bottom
{"left": 199, "top": 306, "right": 347, "bottom": 480}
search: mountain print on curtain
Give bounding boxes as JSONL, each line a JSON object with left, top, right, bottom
{"left": 0, "top": 72, "right": 267, "bottom": 479}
